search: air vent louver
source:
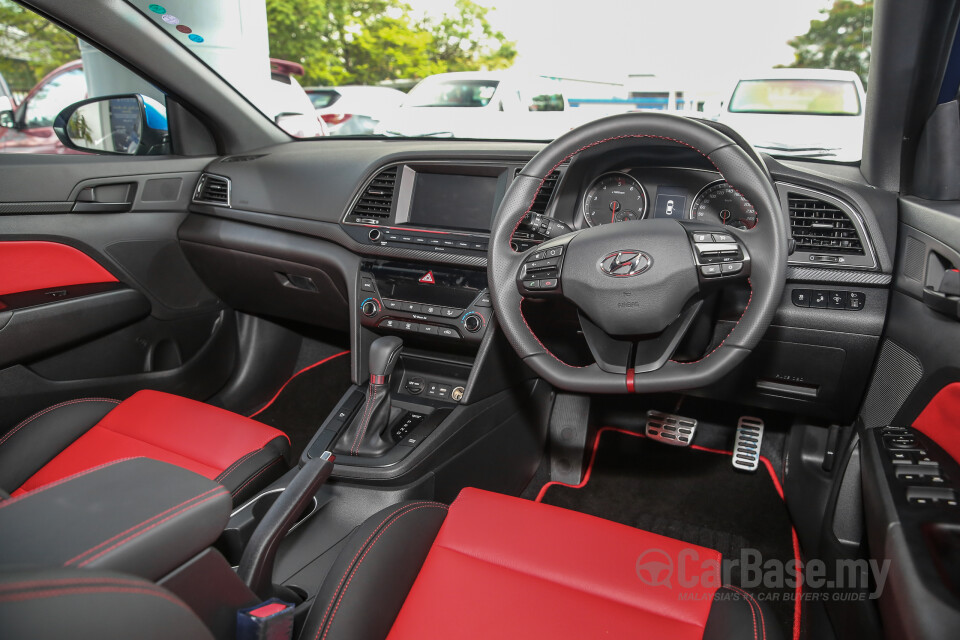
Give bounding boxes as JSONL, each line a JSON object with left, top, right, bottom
{"left": 529, "top": 170, "right": 561, "bottom": 216}
{"left": 788, "top": 193, "right": 864, "bottom": 255}
{"left": 194, "top": 174, "right": 230, "bottom": 206}
{"left": 351, "top": 166, "right": 398, "bottom": 219}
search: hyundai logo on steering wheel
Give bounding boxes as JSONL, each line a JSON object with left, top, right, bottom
{"left": 599, "top": 250, "right": 652, "bottom": 277}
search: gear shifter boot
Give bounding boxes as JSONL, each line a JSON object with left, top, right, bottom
{"left": 335, "top": 336, "right": 403, "bottom": 457}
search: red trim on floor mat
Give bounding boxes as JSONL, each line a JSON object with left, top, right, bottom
{"left": 248, "top": 351, "right": 350, "bottom": 418}
{"left": 535, "top": 425, "right": 803, "bottom": 640}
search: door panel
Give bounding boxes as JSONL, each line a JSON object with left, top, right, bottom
{"left": 0, "top": 158, "right": 233, "bottom": 431}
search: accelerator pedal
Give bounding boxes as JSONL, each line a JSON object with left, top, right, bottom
{"left": 645, "top": 410, "right": 697, "bottom": 446}
{"left": 732, "top": 417, "right": 764, "bottom": 472}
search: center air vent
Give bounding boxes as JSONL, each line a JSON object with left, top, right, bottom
{"left": 527, "top": 170, "right": 562, "bottom": 216}
{"left": 193, "top": 174, "right": 230, "bottom": 206}
{"left": 349, "top": 166, "right": 398, "bottom": 221}
{"left": 788, "top": 192, "right": 864, "bottom": 255}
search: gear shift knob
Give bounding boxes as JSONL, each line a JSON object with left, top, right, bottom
{"left": 368, "top": 336, "right": 403, "bottom": 382}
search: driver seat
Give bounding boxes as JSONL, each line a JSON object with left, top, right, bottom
{"left": 301, "top": 487, "right": 783, "bottom": 640}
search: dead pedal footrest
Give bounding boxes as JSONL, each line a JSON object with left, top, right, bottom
{"left": 645, "top": 410, "right": 697, "bottom": 446}
{"left": 732, "top": 417, "right": 764, "bottom": 471}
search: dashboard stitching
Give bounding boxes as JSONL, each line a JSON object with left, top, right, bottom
{"left": 511, "top": 134, "right": 757, "bottom": 248}
{"left": 670, "top": 279, "right": 753, "bottom": 365}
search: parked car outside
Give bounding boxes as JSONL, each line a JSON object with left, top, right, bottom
{"left": 306, "top": 85, "right": 405, "bottom": 135}
{"left": 714, "top": 68, "right": 866, "bottom": 162}
{"left": 0, "top": 58, "right": 323, "bottom": 153}
{"left": 374, "top": 71, "right": 585, "bottom": 140}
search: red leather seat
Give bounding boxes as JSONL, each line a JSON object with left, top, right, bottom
{"left": 302, "top": 488, "right": 784, "bottom": 640}
{"left": 0, "top": 390, "right": 289, "bottom": 504}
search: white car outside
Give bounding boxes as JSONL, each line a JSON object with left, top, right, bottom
{"left": 374, "top": 71, "right": 585, "bottom": 140}
{"left": 309, "top": 86, "right": 406, "bottom": 135}
{"left": 714, "top": 69, "right": 866, "bottom": 162}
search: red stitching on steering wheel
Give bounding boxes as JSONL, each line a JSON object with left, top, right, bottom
{"left": 510, "top": 132, "right": 760, "bottom": 369}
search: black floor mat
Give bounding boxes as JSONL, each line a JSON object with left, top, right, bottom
{"left": 539, "top": 428, "right": 799, "bottom": 639}
{"left": 249, "top": 352, "right": 352, "bottom": 459}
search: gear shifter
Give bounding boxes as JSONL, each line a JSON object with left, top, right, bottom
{"left": 335, "top": 336, "right": 403, "bottom": 457}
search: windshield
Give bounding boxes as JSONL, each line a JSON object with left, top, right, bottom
{"left": 729, "top": 79, "right": 862, "bottom": 115}
{"left": 404, "top": 79, "right": 499, "bottom": 108}
{"left": 119, "top": 0, "right": 872, "bottom": 162}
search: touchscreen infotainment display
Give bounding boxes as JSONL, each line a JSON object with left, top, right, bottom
{"left": 409, "top": 172, "right": 498, "bottom": 232}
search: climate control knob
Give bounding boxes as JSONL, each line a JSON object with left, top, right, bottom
{"left": 462, "top": 312, "right": 484, "bottom": 333}
{"left": 361, "top": 299, "right": 381, "bottom": 317}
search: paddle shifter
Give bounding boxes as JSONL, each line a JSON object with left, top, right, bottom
{"left": 335, "top": 336, "right": 403, "bottom": 457}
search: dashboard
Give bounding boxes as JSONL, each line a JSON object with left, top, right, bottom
{"left": 182, "top": 138, "right": 899, "bottom": 422}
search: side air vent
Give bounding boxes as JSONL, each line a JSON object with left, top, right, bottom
{"left": 350, "top": 166, "right": 398, "bottom": 220}
{"left": 788, "top": 192, "right": 864, "bottom": 255}
{"left": 193, "top": 174, "right": 230, "bottom": 206}
{"left": 527, "top": 170, "right": 562, "bottom": 216}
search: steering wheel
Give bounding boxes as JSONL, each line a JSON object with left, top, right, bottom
{"left": 488, "top": 112, "right": 788, "bottom": 394}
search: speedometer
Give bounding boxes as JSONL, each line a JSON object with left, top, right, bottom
{"left": 582, "top": 172, "right": 647, "bottom": 227}
{"left": 689, "top": 181, "right": 758, "bottom": 229}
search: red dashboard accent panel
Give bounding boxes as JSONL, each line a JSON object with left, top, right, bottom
{"left": 387, "top": 487, "right": 720, "bottom": 640}
{"left": 914, "top": 382, "right": 960, "bottom": 463}
{"left": 0, "top": 241, "right": 117, "bottom": 296}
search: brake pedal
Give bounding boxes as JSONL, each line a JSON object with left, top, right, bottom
{"left": 732, "top": 417, "right": 764, "bottom": 471}
{"left": 645, "top": 410, "right": 697, "bottom": 446}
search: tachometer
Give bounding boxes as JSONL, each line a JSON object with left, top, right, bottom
{"left": 689, "top": 181, "right": 758, "bottom": 229}
{"left": 582, "top": 172, "right": 647, "bottom": 227}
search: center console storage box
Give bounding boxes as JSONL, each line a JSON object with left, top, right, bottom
{"left": 0, "top": 457, "right": 231, "bottom": 580}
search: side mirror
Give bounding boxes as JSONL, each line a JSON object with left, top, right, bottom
{"left": 53, "top": 94, "right": 171, "bottom": 155}
{"left": 0, "top": 96, "right": 15, "bottom": 129}
{"left": 274, "top": 112, "right": 326, "bottom": 138}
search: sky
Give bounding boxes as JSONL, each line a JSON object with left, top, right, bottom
{"left": 408, "top": 0, "right": 838, "bottom": 91}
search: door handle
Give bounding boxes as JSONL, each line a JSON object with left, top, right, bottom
{"left": 72, "top": 183, "right": 135, "bottom": 213}
{"left": 923, "top": 268, "right": 960, "bottom": 320}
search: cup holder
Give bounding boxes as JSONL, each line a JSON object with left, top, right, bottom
{"left": 216, "top": 488, "right": 320, "bottom": 566}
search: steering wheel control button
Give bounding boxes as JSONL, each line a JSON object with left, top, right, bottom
{"left": 405, "top": 377, "right": 425, "bottom": 395}
{"left": 645, "top": 410, "right": 697, "bottom": 446}
{"left": 523, "top": 279, "right": 540, "bottom": 290}
{"left": 700, "top": 265, "right": 722, "bottom": 277}
{"left": 792, "top": 290, "right": 811, "bottom": 307}
{"left": 732, "top": 417, "right": 764, "bottom": 472}
{"left": 720, "top": 262, "right": 743, "bottom": 274}
{"left": 540, "top": 278, "right": 559, "bottom": 289}
{"left": 712, "top": 233, "right": 735, "bottom": 243}
{"left": 692, "top": 232, "right": 712, "bottom": 243}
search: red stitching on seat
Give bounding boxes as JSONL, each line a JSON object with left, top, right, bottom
{"left": 312, "top": 501, "right": 447, "bottom": 639}
{"left": 64, "top": 486, "right": 223, "bottom": 566}
{"left": 0, "top": 457, "right": 143, "bottom": 509}
{"left": 726, "top": 584, "right": 765, "bottom": 640}
{"left": 0, "top": 398, "right": 120, "bottom": 448}
{"left": 76, "top": 490, "right": 228, "bottom": 567}
{"left": 670, "top": 278, "right": 753, "bottom": 365}
{"left": 320, "top": 503, "right": 449, "bottom": 640}
{"left": 0, "top": 576, "right": 155, "bottom": 592}
{"left": 0, "top": 585, "right": 194, "bottom": 615}
{"left": 215, "top": 449, "right": 262, "bottom": 483}
{"left": 230, "top": 458, "right": 284, "bottom": 498}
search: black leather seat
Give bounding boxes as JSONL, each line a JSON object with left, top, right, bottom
{"left": 0, "top": 390, "right": 290, "bottom": 505}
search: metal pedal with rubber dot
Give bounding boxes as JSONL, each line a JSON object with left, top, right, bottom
{"left": 645, "top": 410, "right": 697, "bottom": 446}
{"left": 732, "top": 417, "right": 764, "bottom": 471}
